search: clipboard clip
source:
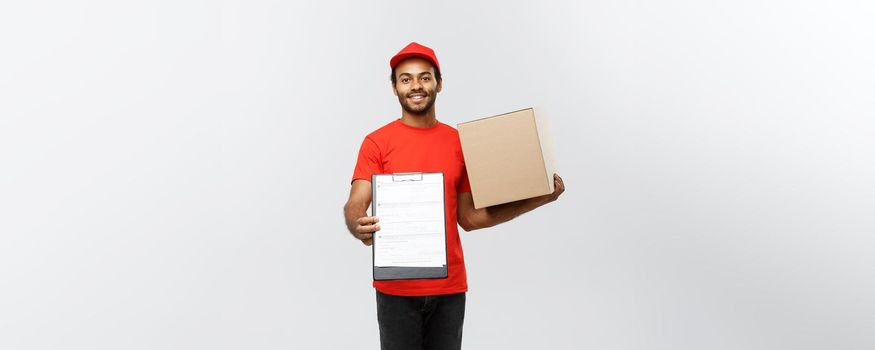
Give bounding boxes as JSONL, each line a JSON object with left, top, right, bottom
{"left": 392, "top": 172, "right": 424, "bottom": 182}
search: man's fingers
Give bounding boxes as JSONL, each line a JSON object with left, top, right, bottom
{"left": 358, "top": 233, "right": 374, "bottom": 246}
{"left": 356, "top": 216, "right": 380, "bottom": 225}
{"left": 553, "top": 174, "right": 565, "bottom": 196}
{"left": 356, "top": 232, "right": 373, "bottom": 241}
{"left": 354, "top": 216, "right": 380, "bottom": 245}
{"left": 356, "top": 223, "right": 381, "bottom": 234}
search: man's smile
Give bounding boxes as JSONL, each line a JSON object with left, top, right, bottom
{"left": 407, "top": 92, "right": 427, "bottom": 103}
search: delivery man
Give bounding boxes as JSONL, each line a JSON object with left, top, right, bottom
{"left": 343, "top": 42, "right": 565, "bottom": 350}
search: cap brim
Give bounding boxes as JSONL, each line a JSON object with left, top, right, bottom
{"left": 390, "top": 53, "right": 439, "bottom": 71}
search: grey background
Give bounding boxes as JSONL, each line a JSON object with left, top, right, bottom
{"left": 1, "top": 0, "right": 874, "bottom": 349}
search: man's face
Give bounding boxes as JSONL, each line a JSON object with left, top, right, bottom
{"left": 392, "top": 58, "right": 442, "bottom": 115}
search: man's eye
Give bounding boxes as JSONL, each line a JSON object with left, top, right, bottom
{"left": 401, "top": 79, "right": 409, "bottom": 83}
{"left": 422, "top": 77, "right": 430, "bottom": 81}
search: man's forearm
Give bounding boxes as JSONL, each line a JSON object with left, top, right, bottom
{"left": 457, "top": 174, "right": 564, "bottom": 231}
{"left": 476, "top": 194, "right": 554, "bottom": 230}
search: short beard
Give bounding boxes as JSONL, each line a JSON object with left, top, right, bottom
{"left": 397, "top": 93, "right": 437, "bottom": 115}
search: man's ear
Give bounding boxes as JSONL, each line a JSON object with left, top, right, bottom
{"left": 436, "top": 80, "right": 442, "bottom": 93}
{"left": 391, "top": 84, "right": 398, "bottom": 96}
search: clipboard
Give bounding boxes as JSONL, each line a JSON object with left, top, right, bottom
{"left": 371, "top": 172, "right": 448, "bottom": 281}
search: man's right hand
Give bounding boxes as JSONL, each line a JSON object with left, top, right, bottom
{"left": 353, "top": 216, "right": 380, "bottom": 246}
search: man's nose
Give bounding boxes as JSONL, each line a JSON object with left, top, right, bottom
{"left": 411, "top": 78, "right": 423, "bottom": 90}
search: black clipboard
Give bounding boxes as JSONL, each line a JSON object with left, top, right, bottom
{"left": 372, "top": 172, "right": 448, "bottom": 281}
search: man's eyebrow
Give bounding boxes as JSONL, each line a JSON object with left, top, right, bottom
{"left": 397, "top": 72, "right": 432, "bottom": 77}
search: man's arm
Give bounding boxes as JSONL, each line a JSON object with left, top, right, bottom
{"left": 343, "top": 179, "right": 380, "bottom": 246}
{"left": 457, "top": 173, "right": 565, "bottom": 232}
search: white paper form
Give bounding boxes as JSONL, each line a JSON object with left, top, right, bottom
{"left": 372, "top": 173, "right": 446, "bottom": 267}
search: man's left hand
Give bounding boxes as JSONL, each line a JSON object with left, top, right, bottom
{"left": 547, "top": 173, "right": 565, "bottom": 202}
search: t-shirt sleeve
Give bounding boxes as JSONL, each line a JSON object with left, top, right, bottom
{"left": 351, "top": 136, "right": 382, "bottom": 183}
{"left": 458, "top": 165, "right": 472, "bottom": 193}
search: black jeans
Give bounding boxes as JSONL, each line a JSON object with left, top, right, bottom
{"left": 376, "top": 291, "right": 466, "bottom": 350}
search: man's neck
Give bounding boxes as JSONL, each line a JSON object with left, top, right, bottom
{"left": 400, "top": 110, "right": 438, "bottom": 128}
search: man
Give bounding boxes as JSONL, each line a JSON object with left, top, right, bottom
{"left": 343, "top": 42, "right": 565, "bottom": 350}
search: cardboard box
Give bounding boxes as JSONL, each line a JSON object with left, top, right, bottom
{"left": 458, "top": 107, "right": 557, "bottom": 209}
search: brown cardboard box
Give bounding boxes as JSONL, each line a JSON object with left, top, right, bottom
{"left": 458, "top": 107, "right": 557, "bottom": 209}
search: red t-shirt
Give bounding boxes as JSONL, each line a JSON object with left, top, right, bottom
{"left": 352, "top": 119, "right": 472, "bottom": 296}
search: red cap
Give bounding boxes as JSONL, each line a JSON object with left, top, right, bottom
{"left": 389, "top": 42, "right": 440, "bottom": 72}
